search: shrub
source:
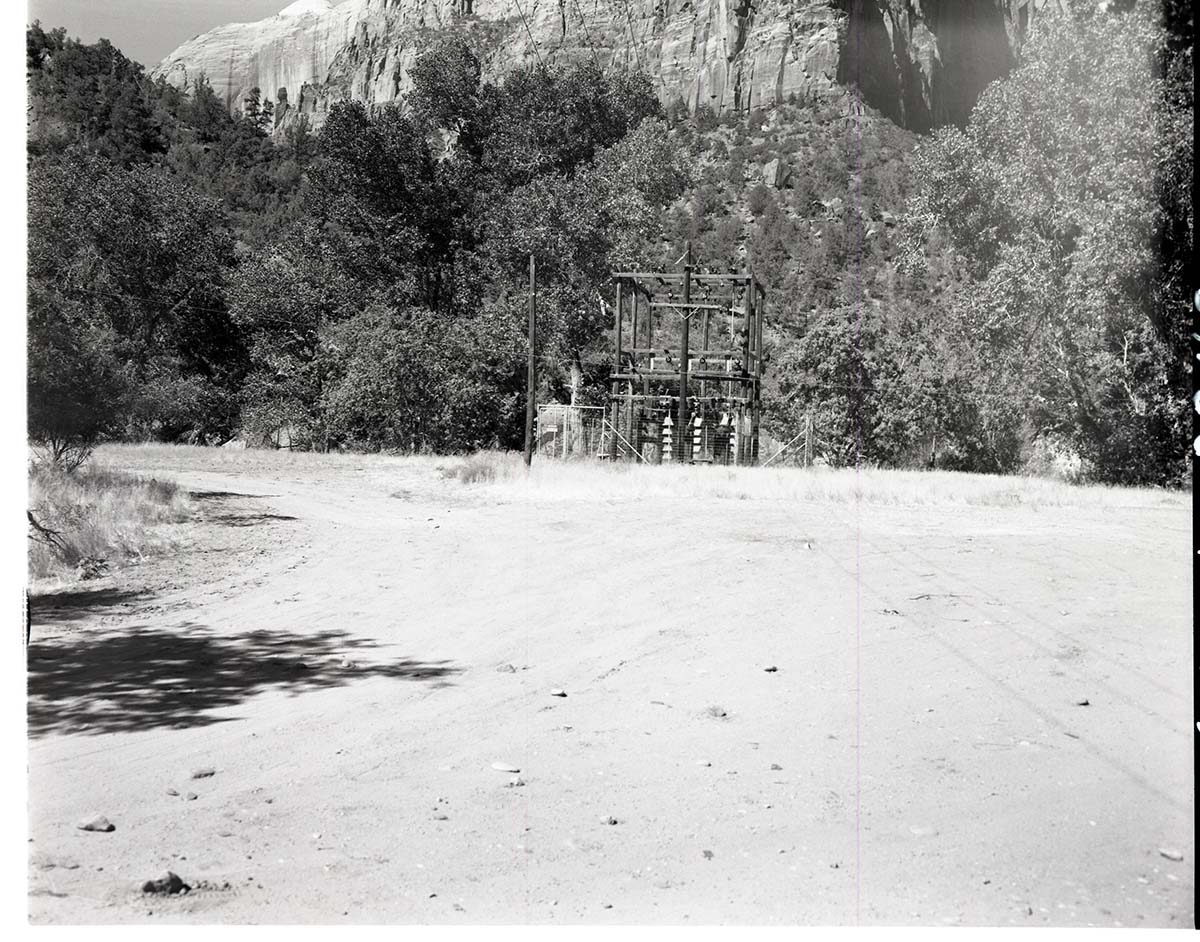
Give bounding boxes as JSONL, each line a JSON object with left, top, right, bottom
{"left": 747, "top": 183, "right": 772, "bottom": 217}
{"left": 27, "top": 462, "right": 191, "bottom": 582}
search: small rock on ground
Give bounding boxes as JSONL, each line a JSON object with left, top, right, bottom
{"left": 764, "top": 666, "right": 778, "bottom": 673}
{"left": 550, "top": 689, "right": 567, "bottom": 697}
{"left": 191, "top": 767, "right": 216, "bottom": 779}
{"left": 77, "top": 815, "right": 114, "bottom": 832}
{"left": 491, "top": 762, "right": 520, "bottom": 773}
{"left": 142, "top": 871, "right": 188, "bottom": 895}
{"left": 166, "top": 788, "right": 179, "bottom": 796}
{"left": 186, "top": 792, "right": 198, "bottom": 801}
{"left": 1159, "top": 847, "right": 1184, "bottom": 861}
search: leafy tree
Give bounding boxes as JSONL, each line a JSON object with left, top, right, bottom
{"left": 910, "top": 4, "right": 1191, "bottom": 485}
{"left": 408, "top": 37, "right": 483, "bottom": 138}
{"left": 28, "top": 149, "right": 243, "bottom": 446}
{"left": 482, "top": 118, "right": 689, "bottom": 397}
{"left": 472, "top": 61, "right": 662, "bottom": 190}
{"left": 227, "top": 229, "right": 358, "bottom": 447}
{"left": 26, "top": 286, "right": 129, "bottom": 467}
{"left": 768, "top": 300, "right": 1023, "bottom": 471}
{"left": 321, "top": 303, "right": 525, "bottom": 451}
{"left": 306, "top": 101, "right": 451, "bottom": 309}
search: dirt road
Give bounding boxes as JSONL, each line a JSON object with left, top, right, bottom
{"left": 27, "top": 455, "right": 1193, "bottom": 924}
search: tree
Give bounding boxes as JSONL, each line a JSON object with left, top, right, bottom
{"left": 473, "top": 61, "right": 662, "bottom": 190}
{"left": 909, "top": 4, "right": 1191, "bottom": 485}
{"left": 27, "top": 25, "right": 169, "bottom": 165}
{"left": 408, "top": 38, "right": 483, "bottom": 137}
{"left": 28, "top": 149, "right": 243, "bottom": 447}
{"left": 481, "top": 118, "right": 689, "bottom": 397}
{"left": 227, "top": 229, "right": 358, "bottom": 447}
{"left": 306, "top": 102, "right": 451, "bottom": 309}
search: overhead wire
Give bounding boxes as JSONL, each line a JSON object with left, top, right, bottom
{"left": 511, "top": 0, "right": 546, "bottom": 68}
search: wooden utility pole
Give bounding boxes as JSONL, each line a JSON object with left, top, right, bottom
{"left": 751, "top": 279, "right": 763, "bottom": 465}
{"left": 677, "top": 241, "right": 692, "bottom": 462}
{"left": 524, "top": 255, "right": 536, "bottom": 467}
{"left": 610, "top": 279, "right": 623, "bottom": 459}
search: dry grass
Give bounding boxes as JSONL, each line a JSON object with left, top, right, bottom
{"left": 27, "top": 462, "right": 192, "bottom": 583}
{"left": 89, "top": 443, "right": 1187, "bottom": 513}
{"left": 93, "top": 441, "right": 438, "bottom": 473}
{"left": 441, "top": 451, "right": 513, "bottom": 485}
{"left": 441, "top": 451, "right": 1187, "bottom": 510}
{"left": 92, "top": 442, "right": 452, "bottom": 479}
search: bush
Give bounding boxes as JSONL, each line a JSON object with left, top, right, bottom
{"left": 746, "top": 183, "right": 772, "bottom": 217}
{"left": 27, "top": 462, "right": 191, "bottom": 582}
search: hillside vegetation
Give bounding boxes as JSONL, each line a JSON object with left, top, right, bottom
{"left": 26, "top": 1, "right": 1192, "bottom": 486}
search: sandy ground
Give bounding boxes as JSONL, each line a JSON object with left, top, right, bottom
{"left": 26, "top": 454, "right": 1193, "bottom": 925}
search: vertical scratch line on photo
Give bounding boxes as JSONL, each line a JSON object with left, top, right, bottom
{"left": 850, "top": 13, "right": 864, "bottom": 928}
{"left": 524, "top": 494, "right": 532, "bottom": 916}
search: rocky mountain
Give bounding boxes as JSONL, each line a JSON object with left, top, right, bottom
{"left": 154, "top": 0, "right": 1042, "bottom": 133}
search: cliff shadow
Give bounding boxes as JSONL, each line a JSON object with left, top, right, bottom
{"left": 836, "top": 0, "right": 1015, "bottom": 132}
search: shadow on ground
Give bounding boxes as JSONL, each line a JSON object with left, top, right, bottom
{"left": 188, "top": 491, "right": 276, "bottom": 501}
{"left": 209, "top": 513, "right": 298, "bottom": 527}
{"left": 29, "top": 587, "right": 150, "bottom": 628}
{"left": 27, "top": 623, "right": 460, "bottom": 737}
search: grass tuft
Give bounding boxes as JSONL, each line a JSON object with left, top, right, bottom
{"left": 442, "top": 451, "right": 526, "bottom": 485}
{"left": 27, "top": 462, "right": 192, "bottom": 583}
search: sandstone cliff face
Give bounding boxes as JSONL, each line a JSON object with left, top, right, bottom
{"left": 155, "top": 0, "right": 364, "bottom": 116}
{"left": 153, "top": 0, "right": 1032, "bottom": 133}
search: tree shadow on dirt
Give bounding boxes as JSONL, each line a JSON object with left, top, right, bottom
{"left": 27, "top": 623, "right": 461, "bottom": 738}
{"left": 29, "top": 587, "right": 150, "bottom": 628}
{"left": 208, "top": 513, "right": 299, "bottom": 527}
{"left": 188, "top": 491, "right": 276, "bottom": 501}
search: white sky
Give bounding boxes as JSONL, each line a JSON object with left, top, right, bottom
{"left": 26, "top": 0, "right": 300, "bottom": 68}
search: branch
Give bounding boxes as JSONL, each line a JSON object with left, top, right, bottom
{"left": 27, "top": 510, "right": 67, "bottom": 554}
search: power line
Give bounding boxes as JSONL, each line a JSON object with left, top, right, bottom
{"left": 512, "top": 0, "right": 546, "bottom": 68}
{"left": 616, "top": 0, "right": 645, "bottom": 70}
{"left": 568, "top": 0, "right": 603, "bottom": 67}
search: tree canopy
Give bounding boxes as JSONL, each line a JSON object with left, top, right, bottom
{"left": 908, "top": 4, "right": 1191, "bottom": 485}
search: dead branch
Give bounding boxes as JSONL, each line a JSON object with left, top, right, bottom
{"left": 27, "top": 510, "right": 67, "bottom": 554}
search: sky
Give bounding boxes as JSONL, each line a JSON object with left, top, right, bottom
{"left": 26, "top": 0, "right": 294, "bottom": 68}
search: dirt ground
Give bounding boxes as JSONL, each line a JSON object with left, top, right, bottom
{"left": 26, "top": 452, "right": 1193, "bottom": 925}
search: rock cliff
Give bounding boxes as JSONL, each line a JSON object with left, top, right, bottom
{"left": 154, "top": 0, "right": 1038, "bottom": 133}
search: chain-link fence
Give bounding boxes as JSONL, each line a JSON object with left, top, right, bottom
{"left": 534, "top": 404, "right": 608, "bottom": 460}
